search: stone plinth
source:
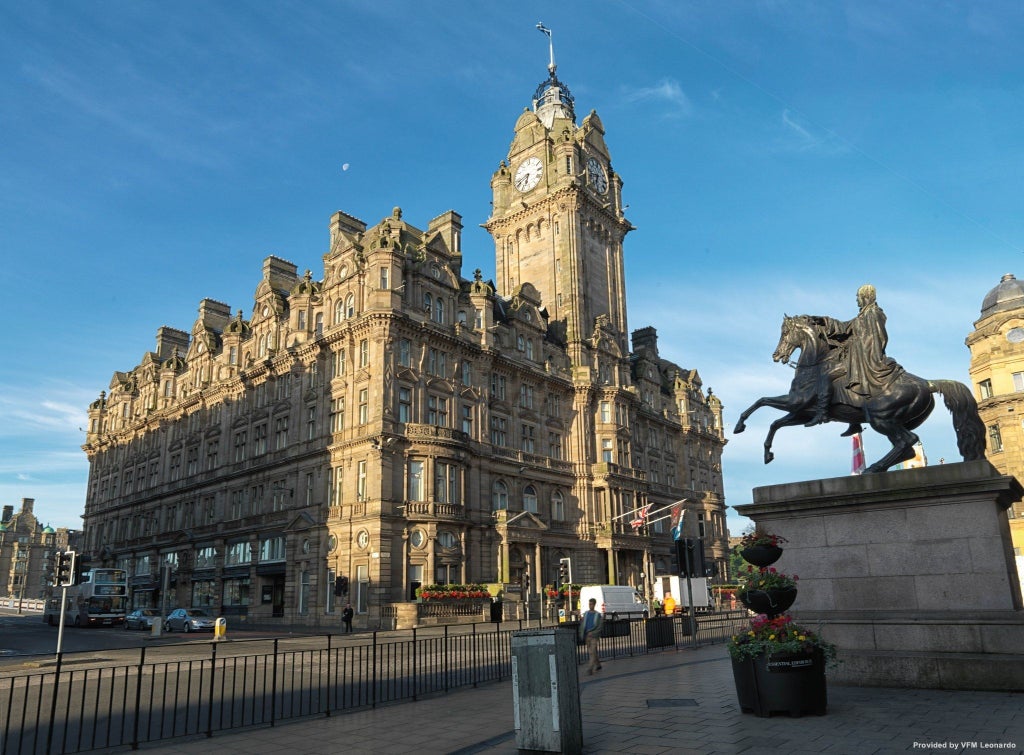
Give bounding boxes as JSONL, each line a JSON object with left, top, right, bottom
{"left": 735, "top": 460, "right": 1024, "bottom": 690}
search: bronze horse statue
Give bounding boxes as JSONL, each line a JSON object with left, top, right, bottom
{"left": 734, "top": 314, "right": 986, "bottom": 473}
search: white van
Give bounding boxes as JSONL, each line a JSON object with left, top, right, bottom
{"left": 578, "top": 585, "right": 649, "bottom": 618}
{"left": 653, "top": 575, "right": 712, "bottom": 611}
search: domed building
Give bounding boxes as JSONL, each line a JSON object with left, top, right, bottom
{"left": 0, "top": 498, "right": 82, "bottom": 602}
{"left": 966, "top": 274, "right": 1024, "bottom": 568}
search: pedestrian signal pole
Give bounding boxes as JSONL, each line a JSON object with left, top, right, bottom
{"left": 558, "top": 558, "right": 572, "bottom": 617}
{"left": 54, "top": 550, "right": 76, "bottom": 658}
{"left": 523, "top": 569, "right": 530, "bottom": 622}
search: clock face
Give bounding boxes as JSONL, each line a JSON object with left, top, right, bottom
{"left": 587, "top": 158, "right": 608, "bottom": 194}
{"left": 357, "top": 530, "right": 369, "bottom": 549}
{"left": 514, "top": 157, "right": 543, "bottom": 192}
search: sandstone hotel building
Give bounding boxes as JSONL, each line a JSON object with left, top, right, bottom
{"left": 81, "top": 59, "right": 728, "bottom": 628}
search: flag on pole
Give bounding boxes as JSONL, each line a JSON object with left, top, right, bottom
{"left": 852, "top": 433, "right": 866, "bottom": 475}
{"left": 670, "top": 501, "right": 685, "bottom": 540}
{"left": 630, "top": 504, "right": 651, "bottom": 530}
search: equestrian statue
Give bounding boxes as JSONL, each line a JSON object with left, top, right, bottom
{"left": 733, "top": 284, "right": 986, "bottom": 473}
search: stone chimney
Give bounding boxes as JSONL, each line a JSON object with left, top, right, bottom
{"left": 155, "top": 327, "right": 190, "bottom": 359}
{"left": 631, "top": 327, "right": 659, "bottom": 357}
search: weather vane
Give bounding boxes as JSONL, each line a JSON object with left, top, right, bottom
{"left": 536, "top": 22, "right": 555, "bottom": 74}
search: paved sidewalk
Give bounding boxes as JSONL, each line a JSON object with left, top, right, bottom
{"left": 133, "top": 643, "right": 1023, "bottom": 755}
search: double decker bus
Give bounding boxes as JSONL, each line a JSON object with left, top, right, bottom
{"left": 43, "top": 568, "right": 128, "bottom": 627}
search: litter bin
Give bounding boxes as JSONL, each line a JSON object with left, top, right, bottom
{"left": 645, "top": 616, "right": 674, "bottom": 648}
{"left": 511, "top": 628, "right": 582, "bottom": 754}
{"left": 602, "top": 615, "right": 632, "bottom": 638}
{"left": 214, "top": 617, "right": 227, "bottom": 641}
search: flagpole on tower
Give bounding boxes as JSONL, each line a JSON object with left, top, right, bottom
{"left": 536, "top": 22, "right": 555, "bottom": 74}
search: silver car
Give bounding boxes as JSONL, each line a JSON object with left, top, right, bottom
{"left": 124, "top": 608, "right": 161, "bottom": 630}
{"left": 164, "top": 608, "right": 216, "bottom": 633}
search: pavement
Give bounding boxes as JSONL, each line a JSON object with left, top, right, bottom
{"left": 131, "top": 643, "right": 1023, "bottom": 755}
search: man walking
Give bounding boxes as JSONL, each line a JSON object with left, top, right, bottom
{"left": 578, "top": 598, "right": 604, "bottom": 675}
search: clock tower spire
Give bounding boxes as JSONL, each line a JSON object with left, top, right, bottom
{"left": 484, "top": 31, "right": 632, "bottom": 361}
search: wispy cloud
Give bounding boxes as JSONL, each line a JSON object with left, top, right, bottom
{"left": 621, "top": 78, "right": 693, "bottom": 118}
{"left": 24, "top": 63, "right": 230, "bottom": 170}
{"left": 776, "top": 108, "right": 849, "bottom": 155}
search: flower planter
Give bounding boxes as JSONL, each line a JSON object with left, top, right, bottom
{"left": 740, "top": 545, "right": 783, "bottom": 567}
{"left": 731, "top": 649, "right": 827, "bottom": 717}
{"left": 738, "top": 587, "right": 797, "bottom": 617}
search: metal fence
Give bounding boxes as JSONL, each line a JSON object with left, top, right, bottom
{"left": 0, "top": 610, "right": 749, "bottom": 754}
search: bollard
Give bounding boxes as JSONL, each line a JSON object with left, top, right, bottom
{"left": 214, "top": 617, "right": 227, "bottom": 641}
{"left": 510, "top": 628, "right": 582, "bottom": 754}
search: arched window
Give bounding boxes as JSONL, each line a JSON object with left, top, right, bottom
{"left": 314, "top": 313, "right": 323, "bottom": 337}
{"left": 424, "top": 292, "right": 432, "bottom": 313}
{"left": 346, "top": 293, "right": 355, "bottom": 319}
{"left": 517, "top": 335, "right": 525, "bottom": 351}
{"left": 492, "top": 480, "right": 508, "bottom": 510}
{"left": 551, "top": 490, "right": 565, "bottom": 521}
{"left": 437, "top": 530, "right": 457, "bottom": 548}
{"left": 525, "top": 340, "right": 534, "bottom": 360}
{"left": 258, "top": 334, "right": 268, "bottom": 357}
{"left": 334, "top": 300, "right": 344, "bottom": 324}
{"left": 523, "top": 485, "right": 538, "bottom": 513}
{"left": 435, "top": 297, "right": 445, "bottom": 324}
{"left": 457, "top": 310, "right": 468, "bottom": 326}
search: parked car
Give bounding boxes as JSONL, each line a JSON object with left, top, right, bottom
{"left": 124, "top": 608, "right": 162, "bottom": 630}
{"left": 164, "top": 608, "right": 216, "bottom": 633}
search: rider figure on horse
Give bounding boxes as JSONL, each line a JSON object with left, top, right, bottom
{"left": 805, "top": 284, "right": 905, "bottom": 433}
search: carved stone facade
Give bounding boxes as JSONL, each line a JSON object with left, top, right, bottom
{"left": 0, "top": 498, "right": 81, "bottom": 600}
{"left": 967, "top": 273, "right": 1024, "bottom": 563}
{"left": 81, "top": 64, "right": 728, "bottom": 628}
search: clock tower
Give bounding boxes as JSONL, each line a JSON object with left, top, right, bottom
{"left": 484, "top": 58, "right": 633, "bottom": 362}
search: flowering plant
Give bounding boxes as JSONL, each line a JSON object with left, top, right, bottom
{"left": 416, "top": 583, "right": 491, "bottom": 601}
{"left": 739, "top": 531, "right": 787, "bottom": 549}
{"left": 728, "top": 614, "right": 837, "bottom": 663}
{"left": 737, "top": 565, "right": 798, "bottom": 595}
{"left": 544, "top": 583, "right": 582, "bottom": 598}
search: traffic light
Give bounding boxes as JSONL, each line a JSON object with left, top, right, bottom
{"left": 335, "top": 575, "right": 349, "bottom": 596}
{"left": 558, "top": 558, "right": 571, "bottom": 586}
{"left": 523, "top": 571, "right": 531, "bottom": 593}
{"left": 55, "top": 550, "right": 77, "bottom": 587}
{"left": 676, "top": 538, "right": 706, "bottom": 579}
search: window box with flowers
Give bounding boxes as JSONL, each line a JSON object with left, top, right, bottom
{"left": 415, "top": 584, "right": 491, "bottom": 601}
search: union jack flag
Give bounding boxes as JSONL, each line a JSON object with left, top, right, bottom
{"left": 630, "top": 504, "right": 652, "bottom": 529}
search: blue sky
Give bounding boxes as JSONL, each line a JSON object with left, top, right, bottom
{"left": 2, "top": 1, "right": 1022, "bottom": 533}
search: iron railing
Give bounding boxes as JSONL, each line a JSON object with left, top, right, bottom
{"left": 0, "top": 610, "right": 748, "bottom": 754}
